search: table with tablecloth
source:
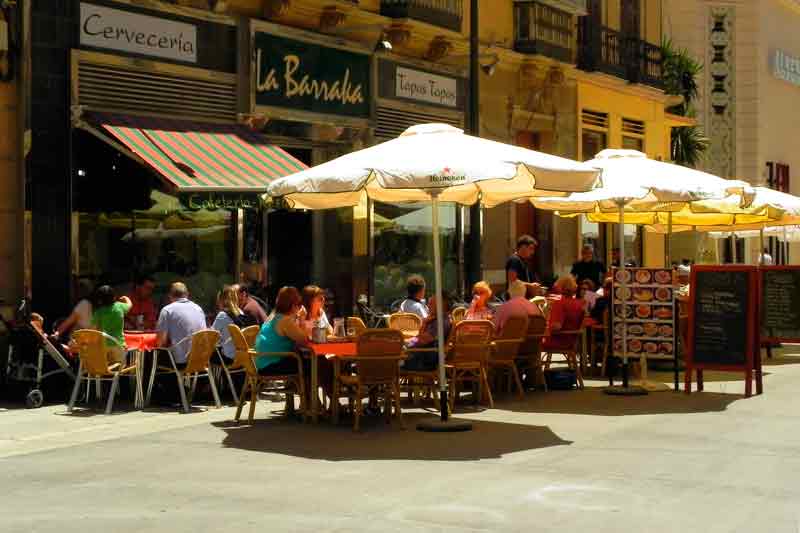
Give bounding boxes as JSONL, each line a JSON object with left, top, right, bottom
{"left": 125, "top": 331, "right": 159, "bottom": 408}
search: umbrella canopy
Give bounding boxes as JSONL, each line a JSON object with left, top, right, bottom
{"left": 266, "top": 124, "right": 601, "bottom": 209}
{"left": 531, "top": 149, "right": 753, "bottom": 213}
{"left": 705, "top": 226, "right": 800, "bottom": 242}
{"left": 266, "top": 123, "right": 602, "bottom": 422}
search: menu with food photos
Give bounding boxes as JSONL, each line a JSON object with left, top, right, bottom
{"left": 612, "top": 267, "right": 676, "bottom": 359}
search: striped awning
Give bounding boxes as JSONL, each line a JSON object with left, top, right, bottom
{"left": 82, "top": 112, "right": 306, "bottom": 192}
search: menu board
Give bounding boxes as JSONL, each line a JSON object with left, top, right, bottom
{"left": 612, "top": 267, "right": 676, "bottom": 360}
{"left": 760, "top": 267, "right": 800, "bottom": 342}
{"left": 689, "top": 267, "right": 755, "bottom": 367}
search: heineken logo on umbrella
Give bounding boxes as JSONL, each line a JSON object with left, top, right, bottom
{"left": 429, "top": 167, "right": 466, "bottom": 184}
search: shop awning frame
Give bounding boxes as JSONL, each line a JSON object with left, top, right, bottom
{"left": 72, "top": 108, "right": 307, "bottom": 194}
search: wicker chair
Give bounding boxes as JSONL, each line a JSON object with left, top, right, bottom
{"left": 446, "top": 320, "right": 495, "bottom": 412}
{"left": 335, "top": 329, "right": 405, "bottom": 431}
{"left": 388, "top": 312, "right": 422, "bottom": 340}
{"left": 489, "top": 315, "right": 529, "bottom": 398}
{"left": 242, "top": 324, "right": 260, "bottom": 348}
{"left": 145, "top": 329, "right": 223, "bottom": 413}
{"left": 346, "top": 316, "right": 368, "bottom": 337}
{"left": 230, "top": 326, "right": 306, "bottom": 425}
{"left": 543, "top": 330, "right": 585, "bottom": 389}
{"left": 67, "top": 330, "right": 137, "bottom": 415}
{"left": 516, "top": 314, "right": 547, "bottom": 391}
{"left": 450, "top": 306, "right": 467, "bottom": 324}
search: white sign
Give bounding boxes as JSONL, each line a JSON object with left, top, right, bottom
{"left": 396, "top": 66, "right": 458, "bottom": 108}
{"left": 773, "top": 49, "right": 800, "bottom": 87}
{"left": 80, "top": 3, "right": 197, "bottom": 63}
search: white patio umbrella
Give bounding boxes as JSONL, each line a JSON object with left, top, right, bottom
{"left": 266, "top": 124, "right": 602, "bottom": 424}
{"left": 533, "top": 149, "right": 752, "bottom": 393}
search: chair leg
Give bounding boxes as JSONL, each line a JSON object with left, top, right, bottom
{"left": 247, "top": 381, "right": 258, "bottom": 424}
{"left": 207, "top": 368, "right": 222, "bottom": 408}
{"left": 145, "top": 352, "right": 158, "bottom": 407}
{"left": 67, "top": 363, "right": 83, "bottom": 412}
{"left": 105, "top": 374, "right": 120, "bottom": 415}
{"left": 512, "top": 363, "right": 524, "bottom": 399}
{"left": 235, "top": 379, "right": 250, "bottom": 423}
{"left": 353, "top": 392, "right": 362, "bottom": 432}
{"left": 481, "top": 367, "right": 494, "bottom": 408}
{"left": 394, "top": 383, "right": 404, "bottom": 429}
{"left": 175, "top": 371, "right": 190, "bottom": 414}
{"left": 221, "top": 360, "right": 238, "bottom": 404}
{"left": 384, "top": 386, "right": 392, "bottom": 424}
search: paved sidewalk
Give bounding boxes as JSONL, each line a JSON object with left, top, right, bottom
{"left": 2, "top": 348, "right": 800, "bottom": 532}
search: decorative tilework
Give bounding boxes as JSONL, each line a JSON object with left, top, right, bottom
{"left": 706, "top": 5, "right": 736, "bottom": 179}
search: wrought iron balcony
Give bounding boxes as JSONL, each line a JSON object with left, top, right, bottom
{"left": 513, "top": 1, "right": 575, "bottom": 63}
{"left": 577, "top": 21, "right": 663, "bottom": 89}
{"left": 380, "top": 0, "right": 463, "bottom": 32}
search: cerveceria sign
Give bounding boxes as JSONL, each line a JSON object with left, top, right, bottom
{"left": 253, "top": 31, "right": 370, "bottom": 118}
{"left": 80, "top": 3, "right": 197, "bottom": 63}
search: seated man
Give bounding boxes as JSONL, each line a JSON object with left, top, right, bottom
{"left": 403, "top": 293, "right": 452, "bottom": 371}
{"left": 400, "top": 274, "right": 429, "bottom": 319}
{"left": 237, "top": 283, "right": 269, "bottom": 326}
{"left": 493, "top": 280, "right": 542, "bottom": 335}
{"left": 126, "top": 274, "right": 157, "bottom": 331}
{"left": 156, "top": 282, "right": 207, "bottom": 367}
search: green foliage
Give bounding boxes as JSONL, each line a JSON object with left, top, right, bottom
{"left": 662, "top": 38, "right": 708, "bottom": 167}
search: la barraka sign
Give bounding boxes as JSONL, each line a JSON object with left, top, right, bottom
{"left": 253, "top": 32, "right": 370, "bottom": 118}
{"left": 80, "top": 3, "right": 197, "bottom": 63}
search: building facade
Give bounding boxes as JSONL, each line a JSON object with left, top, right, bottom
{"left": 663, "top": 0, "right": 800, "bottom": 264}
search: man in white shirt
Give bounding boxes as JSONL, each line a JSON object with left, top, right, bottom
{"left": 399, "top": 274, "right": 429, "bottom": 319}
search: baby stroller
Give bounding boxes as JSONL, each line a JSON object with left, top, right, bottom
{"left": 2, "top": 299, "right": 75, "bottom": 408}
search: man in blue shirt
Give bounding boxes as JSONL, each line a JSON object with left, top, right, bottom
{"left": 156, "top": 282, "right": 207, "bottom": 365}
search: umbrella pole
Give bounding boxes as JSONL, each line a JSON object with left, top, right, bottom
{"left": 666, "top": 212, "right": 673, "bottom": 267}
{"left": 759, "top": 228, "right": 765, "bottom": 266}
{"left": 417, "top": 193, "right": 472, "bottom": 432}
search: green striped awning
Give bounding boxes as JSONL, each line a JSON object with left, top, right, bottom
{"left": 85, "top": 112, "right": 306, "bottom": 192}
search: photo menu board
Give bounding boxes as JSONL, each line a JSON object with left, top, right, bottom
{"left": 612, "top": 267, "right": 677, "bottom": 360}
{"left": 760, "top": 266, "right": 800, "bottom": 343}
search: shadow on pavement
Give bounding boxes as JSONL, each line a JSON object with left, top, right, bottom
{"left": 213, "top": 413, "right": 571, "bottom": 461}
{"left": 493, "top": 387, "right": 742, "bottom": 416}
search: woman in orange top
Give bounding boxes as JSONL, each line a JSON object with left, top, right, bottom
{"left": 542, "top": 276, "right": 586, "bottom": 352}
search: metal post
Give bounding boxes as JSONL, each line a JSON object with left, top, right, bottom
{"left": 431, "top": 193, "right": 448, "bottom": 422}
{"left": 466, "top": 0, "right": 481, "bottom": 291}
{"left": 666, "top": 211, "right": 672, "bottom": 267}
{"left": 619, "top": 202, "right": 629, "bottom": 388}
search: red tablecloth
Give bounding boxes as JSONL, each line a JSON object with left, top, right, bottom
{"left": 124, "top": 331, "right": 159, "bottom": 352}
{"left": 307, "top": 342, "right": 357, "bottom": 358}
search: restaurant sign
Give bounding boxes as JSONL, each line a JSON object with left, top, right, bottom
{"left": 253, "top": 32, "right": 370, "bottom": 118}
{"left": 379, "top": 60, "right": 466, "bottom": 111}
{"left": 186, "top": 192, "right": 263, "bottom": 211}
{"left": 772, "top": 49, "right": 800, "bottom": 87}
{"left": 79, "top": 3, "right": 197, "bottom": 63}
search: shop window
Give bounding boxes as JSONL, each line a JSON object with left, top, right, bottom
{"left": 581, "top": 129, "right": 607, "bottom": 161}
{"left": 372, "top": 202, "right": 460, "bottom": 310}
{"left": 622, "top": 117, "right": 645, "bottom": 151}
{"left": 622, "top": 135, "right": 644, "bottom": 151}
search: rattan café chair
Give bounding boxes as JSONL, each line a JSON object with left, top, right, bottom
{"left": 388, "top": 312, "right": 422, "bottom": 340}
{"left": 216, "top": 324, "right": 260, "bottom": 404}
{"left": 335, "top": 329, "right": 406, "bottom": 432}
{"left": 489, "top": 315, "right": 529, "bottom": 399}
{"left": 446, "top": 320, "right": 495, "bottom": 412}
{"left": 68, "top": 329, "right": 138, "bottom": 415}
{"left": 230, "top": 325, "right": 306, "bottom": 425}
{"left": 346, "top": 316, "right": 368, "bottom": 337}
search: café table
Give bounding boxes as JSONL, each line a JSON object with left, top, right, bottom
{"left": 124, "top": 330, "right": 159, "bottom": 409}
{"left": 303, "top": 341, "right": 357, "bottom": 423}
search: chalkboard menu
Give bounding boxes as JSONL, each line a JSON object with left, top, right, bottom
{"left": 691, "top": 269, "right": 753, "bottom": 366}
{"left": 761, "top": 267, "right": 800, "bottom": 342}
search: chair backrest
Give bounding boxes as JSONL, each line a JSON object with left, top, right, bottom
{"left": 71, "top": 329, "right": 113, "bottom": 376}
{"left": 451, "top": 306, "right": 467, "bottom": 324}
{"left": 228, "top": 324, "right": 256, "bottom": 374}
{"left": 356, "top": 329, "right": 404, "bottom": 383}
{"left": 493, "top": 315, "right": 529, "bottom": 361}
{"left": 388, "top": 312, "right": 422, "bottom": 334}
{"left": 184, "top": 329, "right": 222, "bottom": 374}
{"left": 346, "top": 316, "right": 368, "bottom": 336}
{"left": 519, "top": 314, "right": 547, "bottom": 358}
{"left": 448, "top": 320, "right": 494, "bottom": 365}
{"left": 241, "top": 324, "right": 260, "bottom": 348}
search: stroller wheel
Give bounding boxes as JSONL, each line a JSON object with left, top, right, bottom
{"left": 26, "top": 389, "right": 44, "bottom": 409}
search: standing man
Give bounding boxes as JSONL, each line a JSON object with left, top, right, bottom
{"left": 126, "top": 274, "right": 157, "bottom": 330}
{"left": 571, "top": 245, "right": 606, "bottom": 288}
{"left": 505, "top": 235, "right": 544, "bottom": 297}
{"left": 237, "top": 284, "right": 269, "bottom": 325}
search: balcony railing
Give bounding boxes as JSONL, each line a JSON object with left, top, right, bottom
{"left": 380, "top": 0, "right": 463, "bottom": 32}
{"left": 577, "top": 21, "right": 663, "bottom": 89}
{"left": 513, "top": 1, "right": 574, "bottom": 63}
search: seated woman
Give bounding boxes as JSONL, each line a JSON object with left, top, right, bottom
{"left": 579, "top": 279, "right": 598, "bottom": 311}
{"left": 465, "top": 281, "right": 494, "bottom": 321}
{"left": 91, "top": 285, "right": 132, "bottom": 364}
{"left": 590, "top": 277, "right": 613, "bottom": 322}
{"left": 211, "top": 285, "right": 254, "bottom": 362}
{"left": 52, "top": 278, "right": 94, "bottom": 342}
{"left": 542, "top": 276, "right": 586, "bottom": 353}
{"left": 403, "top": 293, "right": 453, "bottom": 371}
{"left": 399, "top": 274, "right": 429, "bottom": 319}
{"left": 298, "top": 285, "right": 334, "bottom": 337}
{"left": 255, "top": 287, "right": 308, "bottom": 375}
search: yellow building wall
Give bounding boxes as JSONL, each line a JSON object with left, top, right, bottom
{"left": 643, "top": 0, "right": 662, "bottom": 44}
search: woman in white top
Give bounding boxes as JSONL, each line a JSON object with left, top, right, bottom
{"left": 52, "top": 279, "right": 94, "bottom": 341}
{"left": 399, "top": 274, "right": 429, "bottom": 319}
{"left": 298, "top": 285, "right": 334, "bottom": 336}
{"left": 211, "top": 285, "right": 253, "bottom": 361}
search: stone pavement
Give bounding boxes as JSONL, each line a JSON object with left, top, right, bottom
{"left": 2, "top": 348, "right": 800, "bottom": 533}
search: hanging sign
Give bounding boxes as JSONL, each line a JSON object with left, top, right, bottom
{"left": 253, "top": 31, "right": 370, "bottom": 118}
{"left": 378, "top": 59, "right": 467, "bottom": 111}
{"left": 80, "top": 3, "right": 198, "bottom": 63}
